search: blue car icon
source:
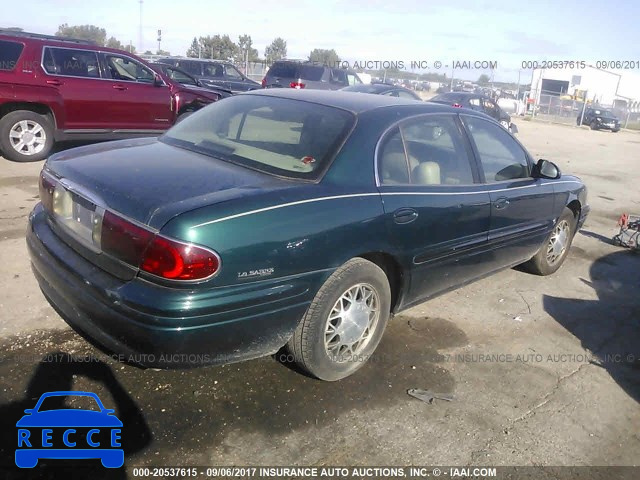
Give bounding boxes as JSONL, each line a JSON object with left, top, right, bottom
{"left": 16, "top": 391, "right": 124, "bottom": 468}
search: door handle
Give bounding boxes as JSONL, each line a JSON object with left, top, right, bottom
{"left": 46, "top": 79, "right": 63, "bottom": 86}
{"left": 112, "top": 84, "right": 127, "bottom": 91}
{"left": 493, "top": 197, "right": 510, "bottom": 210}
{"left": 393, "top": 208, "right": 419, "bottom": 224}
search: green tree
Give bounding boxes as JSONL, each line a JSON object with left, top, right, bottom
{"left": 186, "top": 37, "right": 200, "bottom": 58}
{"left": 2, "top": 27, "right": 23, "bottom": 32}
{"left": 106, "top": 36, "right": 124, "bottom": 50}
{"left": 187, "top": 35, "right": 238, "bottom": 61}
{"left": 235, "top": 34, "right": 259, "bottom": 63}
{"left": 308, "top": 48, "right": 340, "bottom": 66}
{"left": 156, "top": 49, "right": 170, "bottom": 56}
{"left": 144, "top": 50, "right": 153, "bottom": 55}
{"left": 477, "top": 74, "right": 490, "bottom": 85}
{"left": 264, "top": 37, "right": 287, "bottom": 63}
{"left": 56, "top": 24, "right": 107, "bottom": 45}
{"left": 124, "top": 44, "right": 136, "bottom": 54}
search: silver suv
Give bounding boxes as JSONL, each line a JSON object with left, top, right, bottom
{"left": 262, "top": 61, "right": 362, "bottom": 90}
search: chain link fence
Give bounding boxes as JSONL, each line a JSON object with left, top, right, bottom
{"left": 529, "top": 90, "right": 640, "bottom": 129}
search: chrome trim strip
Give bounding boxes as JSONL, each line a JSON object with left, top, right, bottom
{"left": 191, "top": 193, "right": 380, "bottom": 229}
{"left": 191, "top": 179, "right": 581, "bottom": 228}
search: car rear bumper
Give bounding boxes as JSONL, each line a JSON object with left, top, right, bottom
{"left": 27, "top": 204, "right": 326, "bottom": 368}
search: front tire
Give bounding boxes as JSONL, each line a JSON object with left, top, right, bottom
{"left": 523, "top": 207, "right": 577, "bottom": 276}
{"left": 287, "top": 258, "right": 391, "bottom": 381}
{"left": 590, "top": 120, "right": 598, "bottom": 130}
{"left": 0, "top": 110, "right": 54, "bottom": 162}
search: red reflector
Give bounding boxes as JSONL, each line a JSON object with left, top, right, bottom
{"left": 141, "top": 236, "right": 220, "bottom": 280}
{"left": 261, "top": 77, "right": 266, "bottom": 87}
{"left": 290, "top": 82, "right": 305, "bottom": 89}
{"left": 452, "top": 103, "right": 462, "bottom": 108}
{"left": 101, "top": 211, "right": 154, "bottom": 266}
{"left": 39, "top": 172, "right": 56, "bottom": 212}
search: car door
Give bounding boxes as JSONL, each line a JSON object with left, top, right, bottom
{"left": 41, "top": 46, "right": 113, "bottom": 129}
{"left": 376, "top": 114, "right": 492, "bottom": 307}
{"left": 224, "top": 64, "right": 251, "bottom": 91}
{"left": 461, "top": 114, "right": 555, "bottom": 269}
{"left": 101, "top": 52, "right": 173, "bottom": 130}
{"left": 201, "top": 62, "right": 229, "bottom": 89}
{"left": 481, "top": 97, "right": 501, "bottom": 121}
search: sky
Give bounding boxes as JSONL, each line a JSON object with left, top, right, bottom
{"left": 3, "top": 0, "right": 640, "bottom": 87}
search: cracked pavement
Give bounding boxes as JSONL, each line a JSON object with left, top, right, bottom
{"left": 0, "top": 123, "right": 639, "bottom": 474}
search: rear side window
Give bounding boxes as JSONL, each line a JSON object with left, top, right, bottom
{"left": 161, "top": 95, "right": 355, "bottom": 180}
{"left": 42, "top": 47, "right": 100, "bottom": 78}
{"left": 0, "top": 40, "right": 24, "bottom": 71}
{"left": 178, "top": 60, "right": 202, "bottom": 76}
{"left": 432, "top": 93, "right": 463, "bottom": 104}
{"left": 268, "top": 63, "right": 298, "bottom": 78}
{"left": 203, "top": 63, "right": 224, "bottom": 77}
{"left": 378, "top": 116, "right": 474, "bottom": 185}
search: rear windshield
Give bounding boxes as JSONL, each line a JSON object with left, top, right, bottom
{"left": 432, "top": 93, "right": 463, "bottom": 103}
{"left": 268, "top": 63, "right": 324, "bottom": 81}
{"left": 160, "top": 95, "right": 355, "bottom": 180}
{"left": 0, "top": 40, "right": 24, "bottom": 71}
{"left": 268, "top": 63, "right": 298, "bottom": 78}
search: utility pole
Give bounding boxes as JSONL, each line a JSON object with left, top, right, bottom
{"left": 138, "top": 0, "right": 143, "bottom": 53}
{"left": 157, "top": 29, "right": 161, "bottom": 54}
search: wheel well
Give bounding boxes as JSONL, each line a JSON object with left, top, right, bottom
{"left": 357, "top": 252, "right": 404, "bottom": 313}
{"left": 0, "top": 102, "right": 56, "bottom": 128}
{"left": 177, "top": 103, "right": 199, "bottom": 116}
{"left": 567, "top": 200, "right": 581, "bottom": 220}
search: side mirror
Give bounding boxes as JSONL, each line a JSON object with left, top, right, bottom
{"left": 533, "top": 159, "right": 561, "bottom": 180}
{"left": 509, "top": 123, "right": 519, "bottom": 134}
{"left": 153, "top": 74, "right": 164, "bottom": 87}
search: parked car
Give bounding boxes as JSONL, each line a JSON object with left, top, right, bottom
{"left": 340, "top": 82, "right": 422, "bottom": 100}
{"left": 150, "top": 63, "right": 233, "bottom": 98}
{"left": 262, "top": 60, "right": 362, "bottom": 90}
{"left": 28, "top": 90, "right": 589, "bottom": 381}
{"left": 157, "top": 57, "right": 260, "bottom": 93}
{"left": 429, "top": 92, "right": 517, "bottom": 133}
{"left": 0, "top": 30, "right": 223, "bottom": 162}
{"left": 577, "top": 107, "right": 621, "bottom": 132}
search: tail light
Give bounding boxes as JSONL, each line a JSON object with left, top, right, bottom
{"left": 452, "top": 103, "right": 462, "bottom": 108}
{"left": 261, "top": 77, "right": 266, "bottom": 87}
{"left": 39, "top": 171, "right": 56, "bottom": 212}
{"left": 38, "top": 171, "right": 220, "bottom": 282}
{"left": 101, "top": 211, "right": 220, "bottom": 281}
{"left": 290, "top": 81, "right": 305, "bottom": 89}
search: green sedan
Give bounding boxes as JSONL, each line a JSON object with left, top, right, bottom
{"left": 27, "top": 89, "right": 589, "bottom": 381}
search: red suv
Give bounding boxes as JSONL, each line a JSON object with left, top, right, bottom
{"left": 0, "top": 30, "right": 223, "bottom": 162}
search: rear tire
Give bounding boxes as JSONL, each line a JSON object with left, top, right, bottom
{"left": 287, "top": 258, "right": 391, "bottom": 381}
{"left": 0, "top": 110, "right": 54, "bottom": 162}
{"left": 522, "top": 207, "right": 577, "bottom": 276}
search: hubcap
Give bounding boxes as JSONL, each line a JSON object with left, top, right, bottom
{"left": 546, "top": 219, "right": 570, "bottom": 264}
{"left": 9, "top": 120, "right": 46, "bottom": 156}
{"left": 324, "top": 283, "right": 380, "bottom": 361}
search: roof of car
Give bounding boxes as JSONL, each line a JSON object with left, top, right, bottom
{"left": 243, "top": 89, "right": 456, "bottom": 114}
{"left": 343, "top": 83, "right": 403, "bottom": 94}
{"left": 159, "top": 57, "right": 231, "bottom": 64}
